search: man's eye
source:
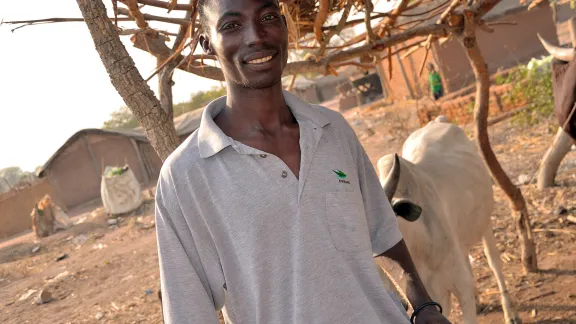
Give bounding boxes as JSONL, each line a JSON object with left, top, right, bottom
{"left": 262, "top": 14, "right": 278, "bottom": 21}
{"left": 222, "top": 23, "right": 240, "bottom": 30}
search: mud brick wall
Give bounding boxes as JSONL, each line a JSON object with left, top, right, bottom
{"left": 416, "top": 83, "right": 526, "bottom": 125}
{"left": 0, "top": 179, "right": 64, "bottom": 239}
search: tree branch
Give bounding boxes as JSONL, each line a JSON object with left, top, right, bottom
{"left": 313, "top": 0, "right": 331, "bottom": 50}
{"left": 318, "top": 0, "right": 353, "bottom": 56}
{"left": 364, "top": 0, "right": 377, "bottom": 43}
{"left": 117, "top": 7, "right": 192, "bottom": 25}
{"left": 417, "top": 0, "right": 464, "bottom": 76}
{"left": 1, "top": 17, "right": 134, "bottom": 32}
{"left": 117, "top": 27, "right": 178, "bottom": 36}
{"left": 321, "top": 13, "right": 390, "bottom": 32}
{"left": 459, "top": 8, "right": 537, "bottom": 273}
{"left": 471, "top": 0, "right": 504, "bottom": 17}
{"left": 120, "top": 0, "right": 149, "bottom": 28}
{"left": 155, "top": 0, "right": 197, "bottom": 119}
{"left": 377, "top": 0, "right": 411, "bottom": 36}
{"left": 137, "top": 0, "right": 193, "bottom": 11}
{"left": 401, "top": 0, "right": 451, "bottom": 17}
{"left": 132, "top": 22, "right": 457, "bottom": 81}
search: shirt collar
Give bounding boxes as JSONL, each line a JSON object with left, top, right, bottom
{"left": 198, "top": 90, "right": 331, "bottom": 159}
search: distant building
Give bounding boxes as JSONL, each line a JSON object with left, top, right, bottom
{"left": 36, "top": 108, "right": 203, "bottom": 209}
{"left": 286, "top": 67, "right": 384, "bottom": 111}
{"left": 374, "top": 0, "right": 570, "bottom": 100}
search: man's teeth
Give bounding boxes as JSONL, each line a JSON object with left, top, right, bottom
{"left": 247, "top": 56, "right": 273, "bottom": 64}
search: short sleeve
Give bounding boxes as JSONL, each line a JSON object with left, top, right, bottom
{"left": 350, "top": 129, "right": 403, "bottom": 256}
{"left": 155, "top": 167, "right": 225, "bottom": 323}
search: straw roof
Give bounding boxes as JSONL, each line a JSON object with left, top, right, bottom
{"left": 4, "top": 0, "right": 533, "bottom": 81}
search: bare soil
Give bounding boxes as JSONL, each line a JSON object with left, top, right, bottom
{"left": 1, "top": 111, "right": 575, "bottom": 324}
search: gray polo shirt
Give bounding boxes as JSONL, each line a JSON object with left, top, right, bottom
{"left": 155, "top": 90, "right": 409, "bottom": 324}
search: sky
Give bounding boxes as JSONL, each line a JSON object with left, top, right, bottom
{"left": 0, "top": 0, "right": 394, "bottom": 173}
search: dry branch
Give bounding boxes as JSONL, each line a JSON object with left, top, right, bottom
{"left": 132, "top": 22, "right": 457, "bottom": 81}
{"left": 364, "top": 0, "right": 377, "bottom": 43}
{"left": 418, "top": 0, "right": 464, "bottom": 76}
{"left": 319, "top": 0, "right": 353, "bottom": 56}
{"left": 322, "top": 13, "right": 390, "bottom": 32}
{"left": 533, "top": 228, "right": 576, "bottom": 234}
{"left": 1, "top": 17, "right": 133, "bottom": 32}
{"left": 64, "top": 0, "right": 516, "bottom": 180}
{"left": 117, "top": 7, "right": 192, "bottom": 25}
{"left": 314, "top": 0, "right": 331, "bottom": 47}
{"left": 117, "top": 28, "right": 177, "bottom": 36}
{"left": 156, "top": 0, "right": 197, "bottom": 119}
{"left": 121, "top": 0, "right": 149, "bottom": 28}
{"left": 401, "top": 0, "right": 451, "bottom": 17}
{"left": 459, "top": 8, "right": 537, "bottom": 273}
{"left": 137, "top": 0, "right": 193, "bottom": 11}
{"left": 377, "top": 0, "right": 411, "bottom": 36}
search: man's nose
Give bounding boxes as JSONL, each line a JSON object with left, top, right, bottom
{"left": 245, "top": 22, "right": 266, "bottom": 47}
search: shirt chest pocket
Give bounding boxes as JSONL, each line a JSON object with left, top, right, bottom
{"left": 325, "top": 191, "right": 371, "bottom": 253}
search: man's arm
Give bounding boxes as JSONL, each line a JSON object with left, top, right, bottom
{"left": 155, "top": 169, "right": 224, "bottom": 324}
{"left": 347, "top": 121, "right": 450, "bottom": 323}
{"left": 377, "top": 241, "right": 449, "bottom": 324}
{"left": 377, "top": 240, "right": 430, "bottom": 308}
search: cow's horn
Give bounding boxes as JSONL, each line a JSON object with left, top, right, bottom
{"left": 383, "top": 154, "right": 401, "bottom": 202}
{"left": 537, "top": 33, "right": 575, "bottom": 62}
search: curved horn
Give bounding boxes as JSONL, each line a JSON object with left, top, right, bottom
{"left": 383, "top": 154, "right": 401, "bottom": 202}
{"left": 537, "top": 33, "right": 575, "bottom": 62}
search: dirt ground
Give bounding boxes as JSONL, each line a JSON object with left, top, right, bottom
{"left": 1, "top": 110, "right": 576, "bottom": 324}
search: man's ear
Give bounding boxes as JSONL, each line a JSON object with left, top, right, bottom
{"left": 200, "top": 34, "right": 215, "bottom": 55}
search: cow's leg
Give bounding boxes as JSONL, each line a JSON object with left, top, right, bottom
{"left": 482, "top": 228, "right": 521, "bottom": 324}
{"left": 466, "top": 254, "right": 484, "bottom": 313}
{"left": 420, "top": 273, "right": 452, "bottom": 322}
{"left": 450, "top": 257, "right": 479, "bottom": 324}
{"left": 434, "top": 286, "right": 452, "bottom": 322}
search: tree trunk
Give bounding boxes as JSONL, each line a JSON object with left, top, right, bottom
{"left": 158, "top": 60, "right": 177, "bottom": 120}
{"left": 76, "top": 0, "right": 179, "bottom": 161}
{"left": 459, "top": 13, "right": 538, "bottom": 273}
{"left": 537, "top": 127, "right": 573, "bottom": 189}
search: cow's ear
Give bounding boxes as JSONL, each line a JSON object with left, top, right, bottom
{"left": 392, "top": 199, "right": 422, "bottom": 222}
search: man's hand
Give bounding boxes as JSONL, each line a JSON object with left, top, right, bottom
{"left": 414, "top": 307, "right": 451, "bottom": 324}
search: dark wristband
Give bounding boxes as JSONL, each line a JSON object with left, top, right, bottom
{"left": 410, "top": 301, "right": 443, "bottom": 324}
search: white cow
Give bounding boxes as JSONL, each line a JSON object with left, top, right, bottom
{"left": 376, "top": 117, "right": 520, "bottom": 324}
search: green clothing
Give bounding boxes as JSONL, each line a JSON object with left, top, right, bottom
{"left": 428, "top": 71, "right": 443, "bottom": 93}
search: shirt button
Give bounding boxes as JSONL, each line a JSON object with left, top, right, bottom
{"left": 260, "top": 154, "right": 267, "bottom": 158}
{"left": 281, "top": 171, "right": 288, "bottom": 178}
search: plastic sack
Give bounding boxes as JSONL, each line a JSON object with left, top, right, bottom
{"left": 101, "top": 165, "right": 142, "bottom": 215}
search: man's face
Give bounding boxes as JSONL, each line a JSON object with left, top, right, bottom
{"left": 201, "top": 0, "right": 288, "bottom": 89}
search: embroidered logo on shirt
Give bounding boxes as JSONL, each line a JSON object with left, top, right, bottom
{"left": 333, "top": 170, "right": 350, "bottom": 184}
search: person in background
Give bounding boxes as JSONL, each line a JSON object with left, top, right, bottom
{"left": 428, "top": 63, "right": 444, "bottom": 100}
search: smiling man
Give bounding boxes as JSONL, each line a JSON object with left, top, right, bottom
{"left": 154, "top": 0, "right": 451, "bottom": 323}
